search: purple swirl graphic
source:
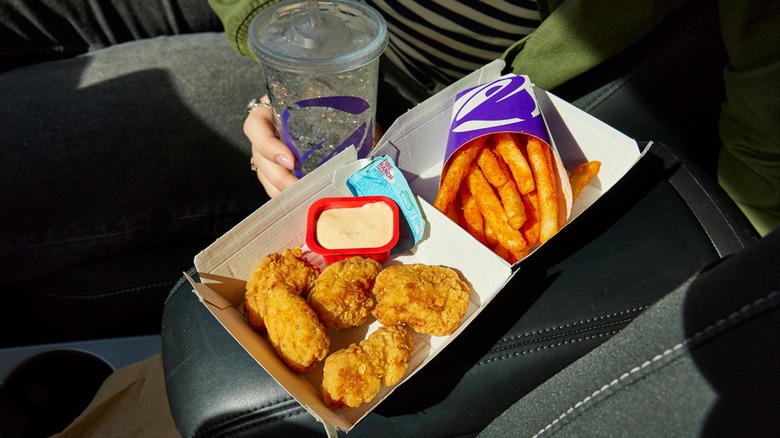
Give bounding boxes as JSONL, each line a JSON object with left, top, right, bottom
{"left": 445, "top": 75, "right": 550, "bottom": 166}
{"left": 281, "top": 96, "right": 374, "bottom": 177}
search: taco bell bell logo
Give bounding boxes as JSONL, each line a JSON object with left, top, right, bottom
{"left": 281, "top": 95, "right": 374, "bottom": 178}
{"left": 446, "top": 75, "right": 550, "bottom": 163}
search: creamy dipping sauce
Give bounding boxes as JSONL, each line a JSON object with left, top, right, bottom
{"left": 316, "top": 202, "right": 394, "bottom": 249}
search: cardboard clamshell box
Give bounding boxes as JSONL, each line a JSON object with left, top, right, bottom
{"left": 186, "top": 59, "right": 649, "bottom": 435}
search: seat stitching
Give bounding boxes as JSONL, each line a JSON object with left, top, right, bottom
{"left": 481, "top": 330, "right": 622, "bottom": 366}
{"left": 532, "top": 290, "right": 780, "bottom": 437}
{"left": 198, "top": 399, "right": 305, "bottom": 437}
{"left": 41, "top": 280, "right": 177, "bottom": 299}
{"left": 500, "top": 306, "right": 648, "bottom": 342}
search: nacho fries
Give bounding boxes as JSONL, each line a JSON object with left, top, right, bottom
{"left": 433, "top": 133, "right": 600, "bottom": 263}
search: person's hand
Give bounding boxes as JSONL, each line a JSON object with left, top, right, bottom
{"left": 245, "top": 95, "right": 384, "bottom": 197}
{"left": 245, "top": 95, "right": 299, "bottom": 197}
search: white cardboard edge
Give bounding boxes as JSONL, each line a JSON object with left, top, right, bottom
{"left": 189, "top": 59, "right": 648, "bottom": 432}
{"left": 190, "top": 184, "right": 514, "bottom": 431}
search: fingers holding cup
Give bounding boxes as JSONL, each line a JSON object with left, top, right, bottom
{"left": 245, "top": 99, "right": 299, "bottom": 197}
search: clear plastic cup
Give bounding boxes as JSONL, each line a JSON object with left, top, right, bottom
{"left": 248, "top": 0, "right": 388, "bottom": 177}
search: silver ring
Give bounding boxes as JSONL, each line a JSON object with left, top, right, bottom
{"left": 247, "top": 97, "right": 271, "bottom": 114}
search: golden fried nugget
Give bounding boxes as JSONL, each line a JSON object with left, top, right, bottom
{"left": 307, "top": 257, "right": 383, "bottom": 329}
{"left": 243, "top": 286, "right": 267, "bottom": 333}
{"left": 244, "top": 247, "right": 320, "bottom": 332}
{"left": 372, "top": 264, "right": 470, "bottom": 336}
{"left": 360, "top": 325, "right": 415, "bottom": 386}
{"left": 321, "top": 345, "right": 377, "bottom": 409}
{"left": 321, "top": 325, "right": 414, "bottom": 409}
{"left": 264, "top": 283, "right": 330, "bottom": 373}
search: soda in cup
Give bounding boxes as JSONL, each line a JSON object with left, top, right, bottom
{"left": 248, "top": 0, "right": 388, "bottom": 177}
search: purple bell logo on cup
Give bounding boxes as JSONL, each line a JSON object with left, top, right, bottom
{"left": 280, "top": 95, "right": 375, "bottom": 177}
{"left": 249, "top": 0, "right": 388, "bottom": 177}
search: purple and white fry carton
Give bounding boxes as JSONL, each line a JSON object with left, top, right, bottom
{"left": 443, "top": 74, "right": 572, "bottom": 228}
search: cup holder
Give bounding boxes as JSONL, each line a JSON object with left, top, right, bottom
{"left": 1, "top": 349, "right": 114, "bottom": 437}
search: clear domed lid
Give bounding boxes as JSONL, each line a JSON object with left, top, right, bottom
{"left": 248, "top": 0, "right": 388, "bottom": 74}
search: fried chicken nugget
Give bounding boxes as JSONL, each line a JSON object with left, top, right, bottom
{"left": 307, "top": 257, "right": 383, "bottom": 329}
{"left": 264, "top": 282, "right": 330, "bottom": 373}
{"left": 321, "top": 325, "right": 414, "bottom": 409}
{"left": 244, "top": 247, "right": 320, "bottom": 332}
{"left": 322, "top": 345, "right": 378, "bottom": 408}
{"left": 361, "top": 325, "right": 415, "bottom": 386}
{"left": 372, "top": 264, "right": 470, "bottom": 336}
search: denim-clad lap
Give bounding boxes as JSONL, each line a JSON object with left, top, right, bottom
{"left": 0, "top": 0, "right": 269, "bottom": 283}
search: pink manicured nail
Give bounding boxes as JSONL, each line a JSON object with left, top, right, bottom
{"left": 275, "top": 155, "right": 294, "bottom": 170}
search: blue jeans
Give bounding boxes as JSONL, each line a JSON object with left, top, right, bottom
{"left": 0, "top": 1, "right": 270, "bottom": 344}
{"left": 0, "top": 0, "right": 222, "bottom": 71}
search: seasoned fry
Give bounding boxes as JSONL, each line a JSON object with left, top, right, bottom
{"left": 484, "top": 222, "right": 499, "bottom": 248}
{"left": 569, "top": 160, "right": 601, "bottom": 200}
{"left": 476, "top": 146, "right": 510, "bottom": 186}
{"left": 492, "top": 243, "right": 514, "bottom": 263}
{"left": 459, "top": 185, "right": 487, "bottom": 245}
{"left": 446, "top": 193, "right": 465, "bottom": 227}
{"left": 433, "top": 136, "right": 486, "bottom": 213}
{"left": 466, "top": 164, "right": 528, "bottom": 258}
{"left": 494, "top": 241, "right": 529, "bottom": 264}
{"left": 494, "top": 133, "right": 535, "bottom": 195}
{"left": 477, "top": 147, "right": 526, "bottom": 230}
{"left": 520, "top": 190, "right": 541, "bottom": 247}
{"left": 526, "top": 137, "right": 559, "bottom": 244}
{"left": 435, "top": 131, "right": 600, "bottom": 261}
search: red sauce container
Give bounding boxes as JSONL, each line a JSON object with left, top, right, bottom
{"left": 306, "top": 196, "right": 400, "bottom": 264}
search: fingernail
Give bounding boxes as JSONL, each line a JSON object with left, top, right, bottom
{"left": 276, "top": 154, "right": 294, "bottom": 170}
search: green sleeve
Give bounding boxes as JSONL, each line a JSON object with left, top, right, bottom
{"left": 502, "top": 0, "right": 780, "bottom": 236}
{"left": 502, "top": 0, "right": 688, "bottom": 90}
{"left": 208, "top": 0, "right": 282, "bottom": 58}
{"left": 716, "top": 0, "right": 780, "bottom": 236}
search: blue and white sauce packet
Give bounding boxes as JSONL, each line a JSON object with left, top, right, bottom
{"left": 347, "top": 155, "right": 425, "bottom": 254}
